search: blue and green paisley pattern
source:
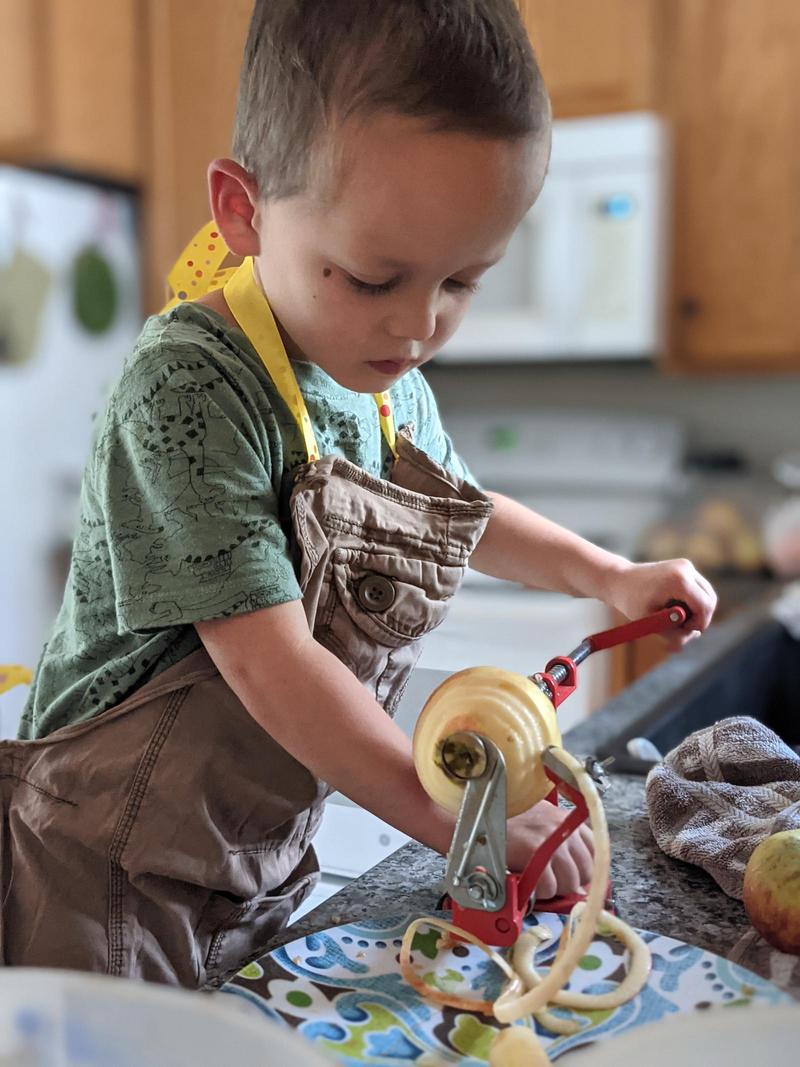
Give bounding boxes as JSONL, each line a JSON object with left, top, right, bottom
{"left": 221, "top": 912, "right": 792, "bottom": 1064}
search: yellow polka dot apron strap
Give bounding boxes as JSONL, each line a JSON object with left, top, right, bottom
{"left": 162, "top": 220, "right": 235, "bottom": 311}
{"left": 223, "top": 257, "right": 323, "bottom": 462}
{"left": 375, "top": 391, "right": 397, "bottom": 456}
{"left": 163, "top": 222, "right": 398, "bottom": 461}
{"left": 0, "top": 665, "right": 33, "bottom": 696}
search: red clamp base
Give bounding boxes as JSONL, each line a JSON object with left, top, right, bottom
{"left": 449, "top": 877, "right": 526, "bottom": 948}
{"left": 446, "top": 772, "right": 590, "bottom": 947}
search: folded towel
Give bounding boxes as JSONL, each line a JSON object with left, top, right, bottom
{"left": 646, "top": 716, "right": 800, "bottom": 899}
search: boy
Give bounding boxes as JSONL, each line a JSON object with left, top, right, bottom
{"left": 3, "top": 0, "right": 715, "bottom": 987}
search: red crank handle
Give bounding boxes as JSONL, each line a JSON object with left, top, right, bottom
{"left": 585, "top": 601, "right": 691, "bottom": 653}
{"left": 537, "top": 601, "right": 695, "bottom": 708}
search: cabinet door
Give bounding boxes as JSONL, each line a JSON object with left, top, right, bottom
{"left": 44, "top": 0, "right": 143, "bottom": 182}
{"left": 669, "top": 0, "right": 800, "bottom": 369}
{"left": 609, "top": 630, "right": 669, "bottom": 697}
{"left": 143, "top": 0, "right": 253, "bottom": 312}
{"left": 0, "top": 0, "right": 43, "bottom": 151}
{"left": 519, "top": 0, "right": 662, "bottom": 117}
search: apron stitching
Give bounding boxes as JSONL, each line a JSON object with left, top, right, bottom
{"left": 323, "top": 515, "right": 471, "bottom": 561}
{"left": 216, "top": 889, "right": 309, "bottom": 984}
{"left": 205, "top": 876, "right": 313, "bottom": 979}
{"left": 228, "top": 812, "right": 312, "bottom": 858}
{"left": 375, "top": 652, "right": 395, "bottom": 706}
{"left": 108, "top": 667, "right": 218, "bottom": 720}
{"left": 291, "top": 498, "right": 318, "bottom": 567}
{"left": 319, "top": 581, "right": 338, "bottom": 630}
{"left": 106, "top": 685, "right": 189, "bottom": 976}
{"left": 349, "top": 613, "right": 433, "bottom": 642}
{"left": 319, "top": 456, "right": 490, "bottom": 514}
{"left": 386, "top": 669, "right": 412, "bottom": 717}
{"left": 23, "top": 665, "right": 219, "bottom": 748}
{"left": 206, "top": 901, "right": 254, "bottom": 972}
{"left": 0, "top": 774, "right": 77, "bottom": 807}
{"left": 229, "top": 845, "right": 288, "bottom": 856}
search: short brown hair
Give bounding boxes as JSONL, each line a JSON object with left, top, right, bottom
{"left": 233, "top": 0, "right": 550, "bottom": 200}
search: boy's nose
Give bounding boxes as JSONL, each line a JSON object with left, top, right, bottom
{"left": 386, "top": 296, "right": 438, "bottom": 343}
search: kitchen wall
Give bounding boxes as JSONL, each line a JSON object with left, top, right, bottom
{"left": 427, "top": 362, "right": 800, "bottom": 476}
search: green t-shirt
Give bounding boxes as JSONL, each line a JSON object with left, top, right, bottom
{"left": 20, "top": 303, "right": 473, "bottom": 740}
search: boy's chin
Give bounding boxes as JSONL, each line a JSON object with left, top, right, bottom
{"left": 322, "top": 362, "right": 410, "bottom": 393}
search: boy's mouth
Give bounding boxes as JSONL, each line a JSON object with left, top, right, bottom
{"left": 367, "top": 359, "right": 410, "bottom": 376}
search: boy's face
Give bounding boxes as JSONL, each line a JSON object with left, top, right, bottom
{"left": 253, "top": 114, "right": 548, "bottom": 392}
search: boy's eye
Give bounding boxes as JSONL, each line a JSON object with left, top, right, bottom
{"left": 445, "top": 278, "right": 480, "bottom": 295}
{"left": 345, "top": 273, "right": 399, "bottom": 296}
{"left": 343, "top": 272, "right": 480, "bottom": 297}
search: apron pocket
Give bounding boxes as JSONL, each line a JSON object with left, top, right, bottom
{"left": 199, "top": 852, "right": 319, "bottom": 988}
{"left": 331, "top": 557, "right": 454, "bottom": 647}
{"left": 316, "top": 555, "right": 457, "bottom": 710}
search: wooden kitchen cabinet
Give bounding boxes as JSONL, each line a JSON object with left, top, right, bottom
{"left": 668, "top": 0, "right": 800, "bottom": 370}
{"left": 140, "top": 0, "right": 665, "bottom": 310}
{"left": 0, "top": 0, "right": 143, "bottom": 183}
{"left": 142, "top": 0, "right": 252, "bottom": 312}
{"left": 0, "top": 0, "right": 43, "bottom": 151}
{"left": 519, "top": 0, "right": 664, "bottom": 117}
{"left": 609, "top": 628, "right": 669, "bottom": 697}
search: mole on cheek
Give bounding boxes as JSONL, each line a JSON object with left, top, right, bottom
{"left": 322, "top": 268, "right": 332, "bottom": 278}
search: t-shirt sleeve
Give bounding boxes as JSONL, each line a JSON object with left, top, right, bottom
{"left": 97, "top": 360, "right": 301, "bottom": 632}
{"left": 411, "top": 371, "right": 481, "bottom": 487}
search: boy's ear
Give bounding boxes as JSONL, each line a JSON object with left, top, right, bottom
{"left": 208, "top": 159, "right": 261, "bottom": 256}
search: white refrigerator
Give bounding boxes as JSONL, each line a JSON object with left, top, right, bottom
{"left": 0, "top": 167, "right": 142, "bottom": 737}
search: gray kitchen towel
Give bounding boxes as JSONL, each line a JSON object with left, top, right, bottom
{"left": 646, "top": 716, "right": 800, "bottom": 899}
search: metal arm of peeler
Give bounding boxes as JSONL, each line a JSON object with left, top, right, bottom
{"left": 533, "top": 602, "right": 690, "bottom": 709}
{"left": 441, "top": 602, "right": 691, "bottom": 946}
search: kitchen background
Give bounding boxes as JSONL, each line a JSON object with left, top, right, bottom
{"left": 2, "top": 1, "right": 800, "bottom": 911}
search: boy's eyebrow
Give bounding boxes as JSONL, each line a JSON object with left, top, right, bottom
{"left": 372, "top": 255, "right": 500, "bottom": 273}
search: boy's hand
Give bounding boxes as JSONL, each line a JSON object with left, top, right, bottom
{"left": 507, "top": 801, "right": 594, "bottom": 900}
{"left": 603, "top": 558, "right": 717, "bottom": 650}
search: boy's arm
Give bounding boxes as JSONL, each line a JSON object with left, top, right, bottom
{"left": 470, "top": 491, "right": 717, "bottom": 647}
{"left": 197, "top": 602, "right": 456, "bottom": 854}
{"left": 196, "top": 600, "right": 592, "bottom": 888}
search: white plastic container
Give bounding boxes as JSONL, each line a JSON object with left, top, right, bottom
{"left": 0, "top": 969, "right": 333, "bottom": 1066}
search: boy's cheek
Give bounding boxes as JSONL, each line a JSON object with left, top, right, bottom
{"left": 432, "top": 306, "right": 469, "bottom": 350}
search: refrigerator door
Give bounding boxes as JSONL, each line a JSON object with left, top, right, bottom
{"left": 0, "top": 168, "right": 141, "bottom": 737}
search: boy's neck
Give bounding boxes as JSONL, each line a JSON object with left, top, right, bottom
{"left": 193, "top": 288, "right": 306, "bottom": 364}
{"left": 194, "top": 289, "right": 239, "bottom": 330}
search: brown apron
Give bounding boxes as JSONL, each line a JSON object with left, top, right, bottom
{"left": 0, "top": 259, "right": 493, "bottom": 988}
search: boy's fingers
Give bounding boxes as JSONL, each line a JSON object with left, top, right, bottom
{"left": 569, "top": 837, "right": 594, "bottom": 887}
{"left": 535, "top": 865, "right": 557, "bottom": 902}
{"left": 578, "top": 823, "right": 594, "bottom": 856}
{"left": 550, "top": 849, "right": 581, "bottom": 897}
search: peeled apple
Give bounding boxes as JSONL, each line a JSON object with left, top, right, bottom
{"left": 743, "top": 830, "right": 800, "bottom": 955}
{"left": 412, "top": 666, "right": 561, "bottom": 817}
{"left": 489, "top": 1026, "right": 550, "bottom": 1067}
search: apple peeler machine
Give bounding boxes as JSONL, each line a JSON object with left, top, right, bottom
{"left": 412, "top": 603, "right": 690, "bottom": 946}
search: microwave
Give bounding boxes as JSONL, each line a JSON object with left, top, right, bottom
{"left": 439, "top": 112, "right": 669, "bottom": 362}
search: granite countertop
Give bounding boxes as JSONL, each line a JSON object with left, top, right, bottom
{"left": 260, "top": 600, "right": 800, "bottom": 997}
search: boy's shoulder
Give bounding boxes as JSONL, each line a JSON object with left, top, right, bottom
{"left": 129, "top": 301, "right": 246, "bottom": 377}
{"left": 111, "top": 302, "right": 263, "bottom": 414}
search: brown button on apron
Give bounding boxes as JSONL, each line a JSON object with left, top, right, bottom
{"left": 0, "top": 257, "right": 494, "bottom": 987}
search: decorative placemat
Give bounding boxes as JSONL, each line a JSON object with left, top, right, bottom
{"left": 221, "top": 912, "right": 793, "bottom": 1065}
